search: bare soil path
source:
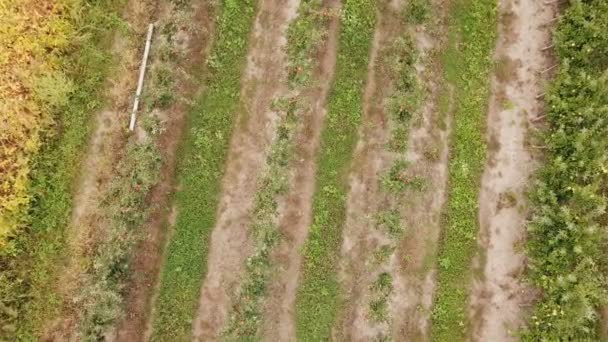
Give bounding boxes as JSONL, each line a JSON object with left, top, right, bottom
{"left": 332, "top": 3, "right": 405, "bottom": 340}
{"left": 191, "top": 0, "right": 299, "bottom": 340}
{"left": 114, "top": 1, "right": 216, "bottom": 341}
{"left": 261, "top": 1, "right": 341, "bottom": 341}
{"left": 390, "top": 1, "right": 452, "bottom": 340}
{"left": 470, "top": 0, "right": 557, "bottom": 340}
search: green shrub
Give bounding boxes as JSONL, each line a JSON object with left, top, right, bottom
{"left": 522, "top": 2, "right": 608, "bottom": 339}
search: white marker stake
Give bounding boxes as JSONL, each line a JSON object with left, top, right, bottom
{"left": 129, "top": 24, "right": 154, "bottom": 131}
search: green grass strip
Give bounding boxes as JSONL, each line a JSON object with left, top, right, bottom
{"left": 149, "top": 1, "right": 257, "bottom": 340}
{"left": 430, "top": 0, "right": 497, "bottom": 340}
{"left": 295, "top": 1, "right": 377, "bottom": 340}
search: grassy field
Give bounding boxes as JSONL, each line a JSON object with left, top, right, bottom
{"left": 430, "top": 0, "right": 497, "bottom": 340}
{"left": 0, "top": 1, "right": 123, "bottom": 338}
{"left": 149, "top": 1, "right": 257, "bottom": 340}
{"left": 294, "top": 0, "right": 376, "bottom": 340}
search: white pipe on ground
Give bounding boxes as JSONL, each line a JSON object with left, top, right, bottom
{"left": 129, "top": 23, "right": 154, "bottom": 131}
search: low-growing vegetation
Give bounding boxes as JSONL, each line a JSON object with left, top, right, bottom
{"left": 523, "top": 1, "right": 608, "bottom": 339}
{"left": 78, "top": 120, "right": 162, "bottom": 339}
{"left": 150, "top": 1, "right": 257, "bottom": 340}
{"left": 223, "top": 98, "right": 297, "bottom": 339}
{"left": 295, "top": 1, "right": 376, "bottom": 339}
{"left": 0, "top": 0, "right": 122, "bottom": 338}
{"left": 430, "top": 0, "right": 497, "bottom": 339}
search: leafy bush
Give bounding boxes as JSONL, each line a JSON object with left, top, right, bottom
{"left": 0, "top": 0, "right": 120, "bottom": 247}
{"left": 523, "top": 1, "right": 608, "bottom": 339}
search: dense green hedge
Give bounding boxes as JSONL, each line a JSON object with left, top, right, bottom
{"left": 523, "top": 0, "right": 608, "bottom": 339}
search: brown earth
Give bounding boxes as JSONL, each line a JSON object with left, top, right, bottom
{"left": 390, "top": 1, "right": 452, "bottom": 340}
{"left": 41, "top": 1, "right": 159, "bottom": 340}
{"left": 191, "top": 0, "right": 300, "bottom": 340}
{"left": 113, "top": 1, "right": 216, "bottom": 341}
{"left": 469, "top": 0, "right": 558, "bottom": 340}
{"left": 260, "top": 1, "right": 341, "bottom": 341}
{"left": 332, "top": 2, "right": 407, "bottom": 340}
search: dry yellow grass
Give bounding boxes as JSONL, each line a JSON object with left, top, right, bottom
{"left": 0, "top": 0, "right": 75, "bottom": 243}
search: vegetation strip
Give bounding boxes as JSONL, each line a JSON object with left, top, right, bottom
{"left": 294, "top": 1, "right": 377, "bottom": 340}
{"left": 223, "top": 0, "right": 331, "bottom": 339}
{"left": 430, "top": 0, "right": 497, "bottom": 339}
{"left": 0, "top": 1, "right": 123, "bottom": 338}
{"left": 523, "top": 1, "right": 608, "bottom": 339}
{"left": 149, "top": 0, "right": 257, "bottom": 340}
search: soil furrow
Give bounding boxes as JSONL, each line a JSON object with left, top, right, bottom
{"left": 113, "top": 1, "right": 216, "bottom": 341}
{"left": 469, "top": 0, "right": 557, "bottom": 340}
{"left": 261, "top": 1, "right": 341, "bottom": 341}
{"left": 391, "top": 1, "right": 452, "bottom": 339}
{"left": 191, "top": 0, "right": 299, "bottom": 340}
{"left": 333, "top": 3, "right": 405, "bottom": 340}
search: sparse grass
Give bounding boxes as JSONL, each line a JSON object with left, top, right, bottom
{"left": 78, "top": 120, "right": 162, "bottom": 340}
{"left": 380, "top": 160, "right": 425, "bottom": 193}
{"left": 295, "top": 1, "right": 377, "bottom": 340}
{"left": 375, "top": 210, "right": 404, "bottom": 239}
{"left": 369, "top": 272, "right": 393, "bottom": 323}
{"left": 223, "top": 98, "right": 296, "bottom": 339}
{"left": 371, "top": 245, "right": 396, "bottom": 265}
{"left": 149, "top": 1, "right": 257, "bottom": 340}
{"left": 430, "top": 0, "right": 497, "bottom": 340}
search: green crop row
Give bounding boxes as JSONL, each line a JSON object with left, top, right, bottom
{"left": 430, "top": 0, "right": 497, "bottom": 340}
{"left": 294, "top": 1, "right": 377, "bottom": 340}
{"left": 523, "top": 1, "right": 608, "bottom": 339}
{"left": 149, "top": 0, "right": 257, "bottom": 340}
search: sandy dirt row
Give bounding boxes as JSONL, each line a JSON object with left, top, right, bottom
{"left": 192, "top": 0, "right": 300, "bottom": 340}
{"left": 390, "top": 0, "right": 452, "bottom": 339}
{"left": 261, "top": 0, "right": 342, "bottom": 340}
{"left": 332, "top": 2, "right": 405, "bottom": 340}
{"left": 470, "top": 0, "right": 558, "bottom": 340}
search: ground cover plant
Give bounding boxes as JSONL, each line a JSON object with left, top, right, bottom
{"left": 222, "top": 1, "right": 331, "bottom": 338}
{"left": 430, "top": 0, "right": 497, "bottom": 339}
{"left": 149, "top": 0, "right": 257, "bottom": 340}
{"left": 0, "top": 0, "right": 81, "bottom": 245}
{"left": 295, "top": 1, "right": 376, "bottom": 340}
{"left": 523, "top": 0, "right": 608, "bottom": 339}
{"left": 0, "top": 0, "right": 122, "bottom": 338}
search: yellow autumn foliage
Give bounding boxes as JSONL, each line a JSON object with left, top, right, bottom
{"left": 0, "top": 0, "right": 76, "bottom": 246}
